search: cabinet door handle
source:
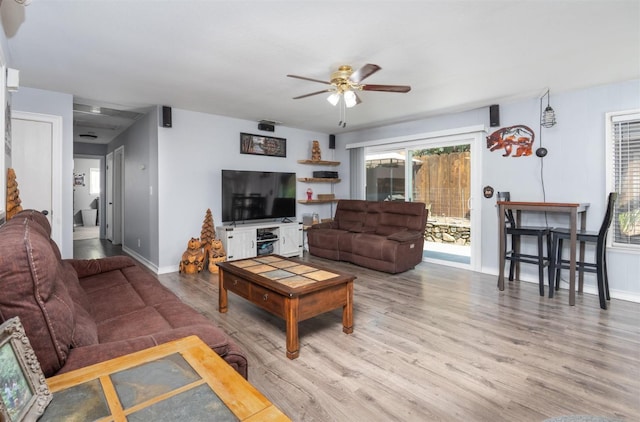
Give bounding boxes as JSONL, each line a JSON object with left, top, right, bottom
{"left": 263, "top": 293, "right": 269, "bottom": 301}
{"left": 233, "top": 280, "right": 238, "bottom": 286}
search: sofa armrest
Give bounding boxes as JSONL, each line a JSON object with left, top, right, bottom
{"left": 309, "top": 221, "right": 337, "bottom": 230}
{"left": 387, "top": 230, "right": 423, "bottom": 242}
{"left": 64, "top": 256, "right": 137, "bottom": 278}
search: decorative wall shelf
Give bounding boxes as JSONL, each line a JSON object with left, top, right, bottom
{"left": 297, "top": 160, "right": 340, "bottom": 166}
{"left": 297, "top": 199, "right": 340, "bottom": 204}
{"left": 297, "top": 178, "right": 341, "bottom": 183}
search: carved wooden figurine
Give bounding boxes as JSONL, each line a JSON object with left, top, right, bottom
{"left": 179, "top": 237, "right": 205, "bottom": 274}
{"left": 311, "top": 140, "right": 322, "bottom": 161}
{"left": 207, "top": 239, "right": 227, "bottom": 273}
{"left": 6, "top": 168, "right": 23, "bottom": 220}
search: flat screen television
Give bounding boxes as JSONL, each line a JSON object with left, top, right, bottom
{"left": 221, "top": 170, "right": 296, "bottom": 223}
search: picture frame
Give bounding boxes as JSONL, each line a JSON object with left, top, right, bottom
{"left": 0, "top": 317, "right": 52, "bottom": 422}
{"left": 240, "top": 132, "right": 286, "bottom": 158}
{"left": 73, "top": 172, "right": 85, "bottom": 187}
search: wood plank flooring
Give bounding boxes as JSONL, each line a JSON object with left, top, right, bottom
{"left": 74, "top": 240, "right": 640, "bottom": 421}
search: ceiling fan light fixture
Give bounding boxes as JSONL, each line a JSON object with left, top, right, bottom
{"left": 343, "top": 90, "right": 357, "bottom": 108}
{"left": 327, "top": 92, "right": 340, "bottom": 106}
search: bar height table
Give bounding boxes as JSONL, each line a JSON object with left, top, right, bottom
{"left": 497, "top": 201, "right": 590, "bottom": 306}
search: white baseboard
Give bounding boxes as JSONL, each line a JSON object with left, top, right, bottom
{"left": 157, "top": 264, "right": 180, "bottom": 274}
{"left": 122, "top": 246, "right": 159, "bottom": 274}
{"left": 554, "top": 279, "right": 640, "bottom": 304}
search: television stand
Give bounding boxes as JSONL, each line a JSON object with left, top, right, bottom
{"left": 217, "top": 221, "right": 303, "bottom": 261}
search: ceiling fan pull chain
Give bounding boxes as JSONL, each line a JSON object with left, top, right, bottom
{"left": 338, "top": 98, "right": 347, "bottom": 128}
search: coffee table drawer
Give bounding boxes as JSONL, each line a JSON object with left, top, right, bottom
{"left": 250, "top": 284, "right": 285, "bottom": 317}
{"left": 224, "top": 274, "right": 250, "bottom": 299}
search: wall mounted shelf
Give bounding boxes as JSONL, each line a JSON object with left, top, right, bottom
{"left": 297, "top": 178, "right": 341, "bottom": 183}
{"left": 297, "top": 199, "right": 340, "bottom": 204}
{"left": 297, "top": 160, "right": 340, "bottom": 166}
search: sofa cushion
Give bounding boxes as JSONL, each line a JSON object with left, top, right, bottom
{"left": 82, "top": 272, "right": 147, "bottom": 322}
{"left": 376, "top": 202, "right": 426, "bottom": 235}
{"left": 97, "top": 306, "right": 173, "bottom": 343}
{"left": 334, "top": 200, "right": 368, "bottom": 231}
{"left": 0, "top": 218, "right": 75, "bottom": 376}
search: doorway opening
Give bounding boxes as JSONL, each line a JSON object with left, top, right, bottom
{"left": 362, "top": 127, "right": 483, "bottom": 270}
{"left": 410, "top": 144, "right": 471, "bottom": 265}
{"left": 73, "top": 156, "right": 102, "bottom": 240}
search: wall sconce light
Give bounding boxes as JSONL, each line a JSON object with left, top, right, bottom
{"left": 540, "top": 89, "right": 557, "bottom": 128}
{"left": 536, "top": 89, "right": 557, "bottom": 158}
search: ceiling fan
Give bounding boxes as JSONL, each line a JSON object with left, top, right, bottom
{"left": 287, "top": 64, "right": 411, "bottom": 127}
{"left": 288, "top": 64, "right": 410, "bottom": 106}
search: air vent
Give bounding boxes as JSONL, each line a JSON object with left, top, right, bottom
{"left": 79, "top": 133, "right": 98, "bottom": 139}
{"left": 73, "top": 103, "right": 143, "bottom": 120}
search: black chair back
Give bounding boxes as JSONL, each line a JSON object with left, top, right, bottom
{"left": 497, "top": 191, "right": 516, "bottom": 227}
{"left": 598, "top": 192, "right": 618, "bottom": 239}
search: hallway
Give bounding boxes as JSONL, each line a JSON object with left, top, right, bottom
{"left": 73, "top": 237, "right": 124, "bottom": 259}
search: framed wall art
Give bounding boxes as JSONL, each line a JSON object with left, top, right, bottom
{"left": 0, "top": 317, "right": 52, "bottom": 421}
{"left": 240, "top": 132, "right": 286, "bottom": 158}
{"left": 73, "top": 172, "right": 85, "bottom": 187}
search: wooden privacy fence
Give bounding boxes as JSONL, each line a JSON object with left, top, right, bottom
{"left": 413, "top": 152, "right": 470, "bottom": 219}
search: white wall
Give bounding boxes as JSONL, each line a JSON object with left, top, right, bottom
{"left": 108, "top": 110, "right": 159, "bottom": 265}
{"left": 338, "top": 80, "right": 640, "bottom": 301}
{"left": 157, "top": 109, "right": 344, "bottom": 273}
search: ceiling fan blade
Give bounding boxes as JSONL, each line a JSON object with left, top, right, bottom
{"left": 354, "top": 92, "right": 363, "bottom": 105}
{"left": 287, "top": 74, "right": 331, "bottom": 85}
{"left": 293, "top": 89, "right": 332, "bottom": 99}
{"left": 349, "top": 64, "right": 381, "bottom": 84}
{"left": 362, "top": 84, "right": 411, "bottom": 93}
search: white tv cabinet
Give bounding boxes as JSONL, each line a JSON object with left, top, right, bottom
{"left": 216, "top": 221, "right": 303, "bottom": 261}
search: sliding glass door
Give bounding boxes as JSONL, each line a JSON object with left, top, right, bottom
{"left": 408, "top": 144, "right": 471, "bottom": 266}
{"left": 364, "top": 133, "right": 481, "bottom": 270}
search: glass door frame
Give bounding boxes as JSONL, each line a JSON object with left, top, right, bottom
{"left": 362, "top": 129, "right": 483, "bottom": 271}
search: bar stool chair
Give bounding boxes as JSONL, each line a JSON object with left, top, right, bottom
{"left": 550, "top": 192, "right": 617, "bottom": 309}
{"left": 499, "top": 192, "right": 554, "bottom": 297}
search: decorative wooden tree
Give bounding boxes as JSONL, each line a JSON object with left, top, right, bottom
{"left": 6, "top": 168, "right": 23, "bottom": 220}
{"left": 200, "top": 208, "right": 216, "bottom": 267}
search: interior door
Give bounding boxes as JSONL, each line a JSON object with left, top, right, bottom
{"left": 11, "top": 112, "right": 63, "bottom": 247}
{"left": 106, "top": 152, "right": 113, "bottom": 241}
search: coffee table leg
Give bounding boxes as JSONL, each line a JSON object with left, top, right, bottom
{"left": 219, "top": 269, "right": 228, "bottom": 313}
{"left": 343, "top": 281, "right": 354, "bottom": 334}
{"left": 285, "top": 297, "right": 299, "bottom": 359}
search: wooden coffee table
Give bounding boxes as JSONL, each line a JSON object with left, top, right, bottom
{"left": 218, "top": 255, "right": 355, "bottom": 359}
{"left": 43, "top": 336, "right": 290, "bottom": 421}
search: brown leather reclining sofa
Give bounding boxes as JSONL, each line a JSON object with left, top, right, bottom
{"left": 0, "top": 210, "right": 248, "bottom": 378}
{"left": 307, "top": 200, "right": 428, "bottom": 273}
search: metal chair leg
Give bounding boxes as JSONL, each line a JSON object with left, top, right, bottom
{"left": 537, "top": 234, "right": 544, "bottom": 296}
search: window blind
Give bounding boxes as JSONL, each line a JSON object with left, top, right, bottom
{"left": 612, "top": 113, "right": 640, "bottom": 246}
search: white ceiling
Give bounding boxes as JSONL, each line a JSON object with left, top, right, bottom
{"left": 2, "top": 0, "right": 639, "bottom": 144}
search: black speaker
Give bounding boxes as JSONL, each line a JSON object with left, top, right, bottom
{"left": 258, "top": 122, "right": 275, "bottom": 132}
{"left": 489, "top": 104, "right": 500, "bottom": 127}
{"left": 162, "top": 106, "right": 172, "bottom": 128}
{"left": 329, "top": 134, "right": 335, "bottom": 149}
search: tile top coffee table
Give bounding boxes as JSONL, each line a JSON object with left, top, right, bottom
{"left": 43, "top": 335, "right": 290, "bottom": 421}
{"left": 217, "top": 255, "right": 356, "bottom": 359}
